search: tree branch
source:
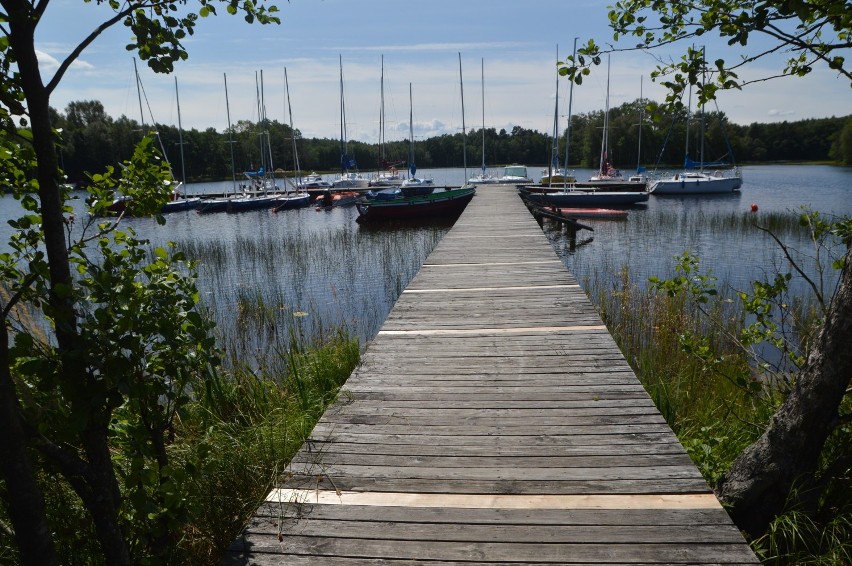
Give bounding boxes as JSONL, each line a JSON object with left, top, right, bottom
{"left": 45, "top": 1, "right": 158, "bottom": 95}
{"left": 756, "top": 225, "right": 826, "bottom": 311}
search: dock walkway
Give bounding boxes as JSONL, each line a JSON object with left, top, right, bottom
{"left": 224, "top": 185, "right": 757, "bottom": 564}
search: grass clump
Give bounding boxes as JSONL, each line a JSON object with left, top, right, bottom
{"left": 172, "top": 328, "right": 359, "bottom": 565}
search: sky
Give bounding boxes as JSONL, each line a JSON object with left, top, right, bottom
{"left": 34, "top": 0, "right": 852, "bottom": 144}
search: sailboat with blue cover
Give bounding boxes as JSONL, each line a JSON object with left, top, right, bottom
{"left": 333, "top": 56, "right": 369, "bottom": 190}
{"left": 649, "top": 49, "right": 742, "bottom": 194}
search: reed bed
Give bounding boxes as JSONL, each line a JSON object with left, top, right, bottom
{"left": 172, "top": 220, "right": 447, "bottom": 370}
{"left": 572, "top": 208, "right": 850, "bottom": 564}
{"left": 160, "top": 218, "right": 448, "bottom": 563}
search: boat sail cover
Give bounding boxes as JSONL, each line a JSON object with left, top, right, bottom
{"left": 341, "top": 154, "right": 357, "bottom": 170}
{"left": 684, "top": 156, "right": 731, "bottom": 169}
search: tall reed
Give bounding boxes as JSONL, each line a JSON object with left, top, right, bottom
{"left": 172, "top": 327, "right": 359, "bottom": 564}
{"left": 575, "top": 214, "right": 850, "bottom": 563}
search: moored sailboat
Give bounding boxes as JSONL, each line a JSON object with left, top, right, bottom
{"left": 400, "top": 82, "right": 434, "bottom": 196}
{"left": 271, "top": 67, "right": 312, "bottom": 213}
{"left": 468, "top": 58, "right": 500, "bottom": 185}
{"left": 649, "top": 48, "right": 742, "bottom": 195}
{"left": 333, "top": 56, "right": 369, "bottom": 190}
{"left": 356, "top": 186, "right": 475, "bottom": 222}
{"left": 540, "top": 45, "right": 577, "bottom": 186}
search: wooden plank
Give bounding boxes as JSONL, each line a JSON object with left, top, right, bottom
{"left": 250, "top": 502, "right": 736, "bottom": 525}
{"left": 229, "top": 536, "right": 758, "bottom": 563}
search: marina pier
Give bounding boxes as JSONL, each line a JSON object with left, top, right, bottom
{"left": 223, "top": 185, "right": 757, "bottom": 565}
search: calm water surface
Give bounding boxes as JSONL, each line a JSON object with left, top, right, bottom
{"left": 1, "top": 164, "right": 849, "bottom": 352}
{"left": 543, "top": 164, "right": 852, "bottom": 292}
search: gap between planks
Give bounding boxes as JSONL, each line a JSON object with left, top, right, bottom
{"left": 266, "top": 489, "right": 723, "bottom": 510}
{"left": 421, "top": 260, "right": 564, "bottom": 268}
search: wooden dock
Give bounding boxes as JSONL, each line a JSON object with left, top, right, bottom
{"left": 223, "top": 185, "right": 758, "bottom": 565}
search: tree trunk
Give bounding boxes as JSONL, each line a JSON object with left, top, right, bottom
{"left": 715, "top": 242, "right": 852, "bottom": 537}
{"left": 81, "top": 427, "right": 132, "bottom": 566}
{"left": 0, "top": 326, "right": 59, "bottom": 566}
{"left": 4, "top": 6, "right": 131, "bottom": 565}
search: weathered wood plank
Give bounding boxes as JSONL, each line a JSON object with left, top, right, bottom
{"left": 302, "top": 432, "right": 682, "bottom": 447}
{"left": 249, "top": 502, "right": 737, "bottom": 525}
{"left": 278, "top": 476, "right": 713, "bottom": 495}
{"left": 228, "top": 536, "right": 758, "bottom": 563}
{"left": 289, "top": 453, "right": 696, "bottom": 469}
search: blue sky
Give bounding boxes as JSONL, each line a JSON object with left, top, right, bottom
{"left": 36, "top": 0, "right": 851, "bottom": 143}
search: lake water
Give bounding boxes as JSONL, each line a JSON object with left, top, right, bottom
{"left": 1, "top": 164, "right": 850, "bottom": 361}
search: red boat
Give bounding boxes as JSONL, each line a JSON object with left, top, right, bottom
{"left": 548, "top": 206, "right": 628, "bottom": 219}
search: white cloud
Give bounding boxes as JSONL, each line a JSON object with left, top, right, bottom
{"left": 36, "top": 50, "right": 95, "bottom": 72}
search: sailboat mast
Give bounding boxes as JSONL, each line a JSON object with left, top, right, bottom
{"left": 379, "top": 55, "right": 385, "bottom": 163}
{"left": 133, "top": 59, "right": 174, "bottom": 177}
{"left": 339, "top": 55, "right": 346, "bottom": 173}
{"left": 253, "top": 71, "right": 264, "bottom": 178}
{"left": 174, "top": 76, "right": 186, "bottom": 188}
{"left": 459, "top": 52, "right": 467, "bottom": 182}
{"left": 637, "top": 75, "right": 643, "bottom": 173}
{"left": 564, "top": 37, "right": 577, "bottom": 175}
{"left": 284, "top": 68, "right": 301, "bottom": 190}
{"left": 408, "top": 82, "right": 413, "bottom": 177}
{"left": 133, "top": 58, "right": 145, "bottom": 128}
{"left": 260, "top": 69, "right": 275, "bottom": 187}
{"left": 599, "top": 54, "right": 611, "bottom": 176}
{"left": 550, "top": 45, "right": 560, "bottom": 180}
{"left": 685, "top": 73, "right": 692, "bottom": 167}
{"left": 699, "top": 46, "right": 706, "bottom": 172}
{"left": 480, "top": 58, "right": 486, "bottom": 174}
{"left": 224, "top": 73, "right": 237, "bottom": 195}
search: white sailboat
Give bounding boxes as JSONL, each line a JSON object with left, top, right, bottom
{"left": 228, "top": 70, "right": 283, "bottom": 211}
{"left": 540, "top": 45, "right": 576, "bottom": 186}
{"left": 649, "top": 48, "right": 742, "bottom": 195}
{"left": 372, "top": 55, "right": 404, "bottom": 189}
{"left": 333, "top": 56, "right": 369, "bottom": 189}
{"left": 468, "top": 58, "right": 499, "bottom": 185}
{"left": 589, "top": 55, "right": 625, "bottom": 183}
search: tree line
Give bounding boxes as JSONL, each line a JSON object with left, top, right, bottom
{"left": 54, "top": 99, "right": 852, "bottom": 187}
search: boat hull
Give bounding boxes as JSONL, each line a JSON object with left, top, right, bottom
{"left": 356, "top": 187, "right": 475, "bottom": 222}
{"left": 228, "top": 195, "right": 281, "bottom": 212}
{"left": 272, "top": 193, "right": 311, "bottom": 212}
{"left": 650, "top": 173, "right": 742, "bottom": 194}
{"left": 519, "top": 187, "right": 648, "bottom": 206}
{"left": 162, "top": 197, "right": 201, "bottom": 213}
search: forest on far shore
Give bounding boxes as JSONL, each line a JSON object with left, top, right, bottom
{"left": 51, "top": 99, "right": 852, "bottom": 186}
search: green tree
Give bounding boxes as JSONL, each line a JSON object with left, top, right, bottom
{"left": 0, "top": 1, "right": 279, "bottom": 564}
{"left": 564, "top": 0, "right": 850, "bottom": 108}
{"left": 563, "top": 0, "right": 852, "bottom": 538}
{"left": 829, "top": 117, "right": 852, "bottom": 165}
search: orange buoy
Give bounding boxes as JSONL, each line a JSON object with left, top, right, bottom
{"left": 750, "top": 203, "right": 758, "bottom": 212}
